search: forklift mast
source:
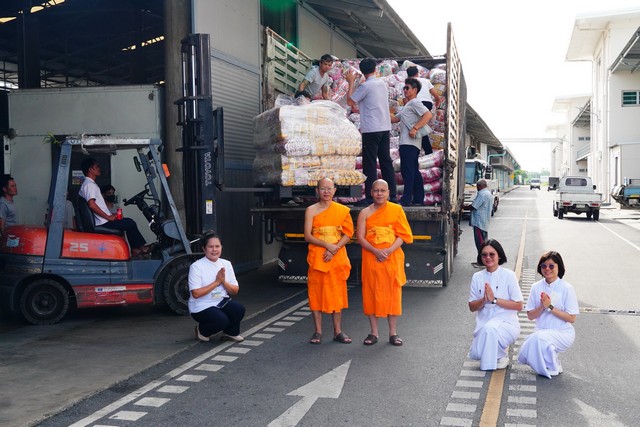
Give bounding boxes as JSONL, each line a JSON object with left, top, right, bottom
{"left": 176, "top": 33, "right": 224, "bottom": 237}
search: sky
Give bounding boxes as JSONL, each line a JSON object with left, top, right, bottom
{"left": 387, "top": 0, "right": 636, "bottom": 172}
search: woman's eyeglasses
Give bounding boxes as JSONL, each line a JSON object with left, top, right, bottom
{"left": 540, "top": 263, "right": 555, "bottom": 270}
{"left": 480, "top": 252, "right": 497, "bottom": 258}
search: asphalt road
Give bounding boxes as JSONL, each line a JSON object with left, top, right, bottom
{"left": 3, "top": 186, "right": 640, "bottom": 427}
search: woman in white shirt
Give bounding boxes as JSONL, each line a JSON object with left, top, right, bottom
{"left": 189, "top": 231, "right": 246, "bottom": 343}
{"left": 468, "top": 239, "right": 523, "bottom": 370}
{"left": 518, "top": 251, "right": 579, "bottom": 378}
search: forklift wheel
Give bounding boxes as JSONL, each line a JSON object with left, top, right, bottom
{"left": 20, "top": 279, "right": 69, "bottom": 325}
{"left": 162, "top": 260, "right": 191, "bottom": 316}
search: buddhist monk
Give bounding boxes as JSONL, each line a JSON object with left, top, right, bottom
{"left": 356, "top": 179, "right": 413, "bottom": 346}
{"left": 304, "top": 178, "right": 354, "bottom": 344}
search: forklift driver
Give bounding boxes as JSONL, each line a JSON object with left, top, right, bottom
{"left": 79, "top": 158, "right": 151, "bottom": 257}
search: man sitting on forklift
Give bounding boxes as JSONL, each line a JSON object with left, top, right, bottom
{"left": 79, "top": 157, "right": 150, "bottom": 257}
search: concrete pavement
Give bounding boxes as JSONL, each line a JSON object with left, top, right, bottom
{"left": 0, "top": 262, "right": 306, "bottom": 427}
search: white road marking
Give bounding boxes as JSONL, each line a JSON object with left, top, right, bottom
{"left": 212, "top": 355, "right": 238, "bottom": 362}
{"left": 274, "top": 321, "right": 295, "bottom": 327}
{"left": 108, "top": 411, "right": 146, "bottom": 421}
{"left": 157, "top": 385, "right": 189, "bottom": 394}
{"left": 440, "top": 416, "right": 473, "bottom": 426}
{"left": 597, "top": 220, "right": 640, "bottom": 252}
{"left": 268, "top": 360, "right": 351, "bottom": 427}
{"left": 283, "top": 316, "right": 305, "bottom": 321}
{"left": 459, "top": 370, "right": 486, "bottom": 377}
{"left": 264, "top": 327, "right": 286, "bottom": 332}
{"left": 176, "top": 374, "right": 207, "bottom": 382}
{"left": 253, "top": 333, "right": 276, "bottom": 339}
{"left": 446, "top": 403, "right": 476, "bottom": 412}
{"left": 134, "top": 397, "right": 170, "bottom": 407}
{"left": 455, "top": 380, "right": 483, "bottom": 388}
{"left": 239, "top": 339, "right": 264, "bottom": 347}
{"left": 506, "top": 408, "right": 537, "bottom": 418}
{"left": 195, "top": 364, "right": 224, "bottom": 372}
{"left": 451, "top": 391, "right": 480, "bottom": 399}
{"left": 508, "top": 396, "right": 536, "bottom": 405}
{"left": 68, "top": 299, "right": 311, "bottom": 427}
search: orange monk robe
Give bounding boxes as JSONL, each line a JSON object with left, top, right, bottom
{"left": 307, "top": 202, "right": 354, "bottom": 313}
{"left": 361, "top": 202, "right": 413, "bottom": 317}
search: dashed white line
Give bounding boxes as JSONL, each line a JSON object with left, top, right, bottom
{"left": 195, "top": 364, "right": 224, "bottom": 372}
{"left": 134, "top": 397, "right": 170, "bottom": 407}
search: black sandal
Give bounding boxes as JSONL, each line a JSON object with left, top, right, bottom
{"left": 333, "top": 332, "right": 352, "bottom": 344}
{"left": 389, "top": 335, "right": 403, "bottom": 346}
{"left": 309, "top": 332, "right": 322, "bottom": 344}
{"left": 363, "top": 334, "right": 378, "bottom": 345}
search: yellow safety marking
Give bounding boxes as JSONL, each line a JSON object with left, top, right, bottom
{"left": 479, "top": 209, "right": 527, "bottom": 427}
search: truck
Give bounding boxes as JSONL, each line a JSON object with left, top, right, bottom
{"left": 553, "top": 176, "right": 603, "bottom": 220}
{"left": 252, "top": 24, "right": 467, "bottom": 287}
{"left": 611, "top": 178, "right": 640, "bottom": 208}
{"left": 463, "top": 158, "right": 499, "bottom": 216}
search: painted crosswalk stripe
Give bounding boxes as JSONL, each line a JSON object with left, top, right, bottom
{"left": 176, "top": 374, "right": 207, "bottom": 382}
{"left": 506, "top": 408, "right": 537, "bottom": 418}
{"left": 455, "top": 380, "right": 483, "bottom": 388}
{"left": 509, "top": 384, "right": 537, "bottom": 392}
{"left": 108, "top": 411, "right": 146, "bottom": 421}
{"left": 440, "top": 416, "right": 472, "bottom": 426}
{"left": 459, "top": 370, "right": 486, "bottom": 377}
{"left": 508, "top": 396, "right": 536, "bottom": 404}
{"left": 134, "top": 397, "right": 170, "bottom": 407}
{"left": 274, "top": 321, "right": 295, "bottom": 327}
{"left": 264, "top": 327, "right": 285, "bottom": 333}
{"left": 283, "top": 316, "right": 304, "bottom": 321}
{"left": 451, "top": 391, "right": 480, "bottom": 400}
{"left": 226, "top": 347, "right": 251, "bottom": 354}
{"left": 240, "top": 339, "right": 264, "bottom": 347}
{"left": 195, "top": 364, "right": 224, "bottom": 372}
{"left": 446, "top": 403, "right": 476, "bottom": 412}
{"left": 252, "top": 333, "right": 275, "bottom": 339}
{"left": 212, "top": 355, "right": 238, "bottom": 362}
{"left": 157, "top": 385, "right": 189, "bottom": 394}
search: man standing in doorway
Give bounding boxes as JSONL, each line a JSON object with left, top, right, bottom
{"left": 345, "top": 58, "right": 397, "bottom": 205}
{"left": 0, "top": 175, "right": 19, "bottom": 235}
{"left": 470, "top": 179, "right": 492, "bottom": 267}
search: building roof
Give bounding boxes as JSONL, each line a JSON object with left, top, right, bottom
{"left": 566, "top": 7, "right": 640, "bottom": 69}
{"left": 0, "top": 0, "right": 432, "bottom": 89}
{"left": 466, "top": 104, "right": 503, "bottom": 149}
{"left": 301, "top": 0, "right": 431, "bottom": 58}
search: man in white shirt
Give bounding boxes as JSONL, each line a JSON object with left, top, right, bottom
{"left": 406, "top": 66, "right": 441, "bottom": 154}
{"left": 79, "top": 158, "right": 149, "bottom": 257}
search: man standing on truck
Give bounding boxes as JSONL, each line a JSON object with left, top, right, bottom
{"left": 298, "top": 53, "right": 333, "bottom": 100}
{"left": 346, "top": 58, "right": 397, "bottom": 205}
{"left": 0, "top": 175, "right": 19, "bottom": 235}
{"left": 357, "top": 179, "right": 413, "bottom": 346}
{"left": 470, "top": 179, "right": 492, "bottom": 267}
{"left": 304, "top": 178, "right": 353, "bottom": 345}
{"left": 405, "top": 66, "right": 441, "bottom": 155}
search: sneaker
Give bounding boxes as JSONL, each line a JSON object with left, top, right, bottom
{"left": 195, "top": 325, "right": 209, "bottom": 342}
{"left": 220, "top": 334, "right": 245, "bottom": 343}
{"left": 497, "top": 356, "right": 510, "bottom": 369}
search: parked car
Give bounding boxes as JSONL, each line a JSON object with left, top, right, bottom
{"left": 530, "top": 178, "right": 541, "bottom": 190}
{"left": 553, "top": 176, "right": 603, "bottom": 220}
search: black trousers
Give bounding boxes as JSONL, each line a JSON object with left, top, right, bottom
{"left": 191, "top": 300, "right": 246, "bottom": 337}
{"left": 361, "top": 131, "right": 397, "bottom": 202}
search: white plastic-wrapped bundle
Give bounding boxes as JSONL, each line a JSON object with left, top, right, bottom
{"left": 430, "top": 68, "right": 447, "bottom": 85}
{"left": 418, "top": 149, "right": 445, "bottom": 169}
{"left": 253, "top": 101, "right": 364, "bottom": 186}
{"left": 421, "top": 166, "right": 443, "bottom": 183}
{"left": 424, "top": 179, "right": 443, "bottom": 194}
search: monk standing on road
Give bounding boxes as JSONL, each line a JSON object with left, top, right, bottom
{"left": 357, "top": 179, "right": 413, "bottom": 346}
{"left": 304, "top": 178, "right": 354, "bottom": 345}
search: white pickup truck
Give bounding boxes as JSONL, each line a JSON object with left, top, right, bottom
{"left": 553, "top": 176, "right": 603, "bottom": 220}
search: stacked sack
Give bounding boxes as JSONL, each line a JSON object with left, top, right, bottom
{"left": 253, "top": 100, "right": 366, "bottom": 187}
{"left": 329, "top": 59, "right": 448, "bottom": 205}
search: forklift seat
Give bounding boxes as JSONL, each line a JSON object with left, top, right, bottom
{"left": 75, "top": 197, "right": 124, "bottom": 236}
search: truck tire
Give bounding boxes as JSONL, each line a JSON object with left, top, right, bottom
{"left": 593, "top": 210, "right": 600, "bottom": 221}
{"left": 558, "top": 209, "right": 564, "bottom": 219}
{"left": 162, "top": 260, "right": 191, "bottom": 316}
{"left": 586, "top": 211, "right": 592, "bottom": 220}
{"left": 553, "top": 204, "right": 558, "bottom": 217}
{"left": 20, "top": 279, "right": 69, "bottom": 325}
